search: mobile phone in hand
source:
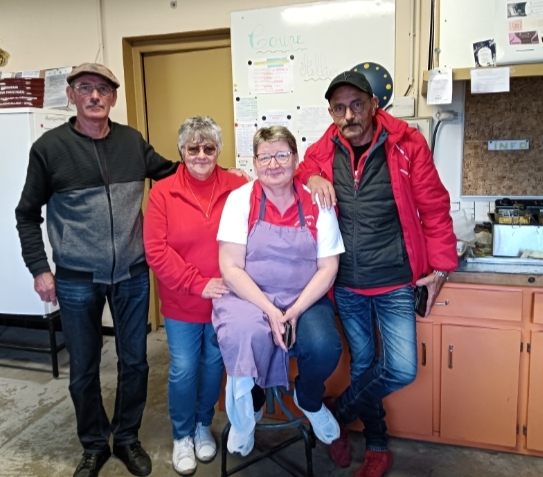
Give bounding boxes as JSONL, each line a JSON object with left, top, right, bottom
{"left": 283, "top": 321, "right": 293, "bottom": 349}
{"left": 414, "top": 285, "right": 428, "bottom": 317}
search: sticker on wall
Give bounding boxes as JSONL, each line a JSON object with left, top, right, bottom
{"left": 351, "top": 62, "right": 393, "bottom": 109}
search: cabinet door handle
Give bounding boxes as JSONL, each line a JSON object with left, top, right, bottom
{"left": 421, "top": 342, "right": 427, "bottom": 366}
{"left": 435, "top": 300, "right": 450, "bottom": 306}
{"left": 448, "top": 345, "right": 454, "bottom": 369}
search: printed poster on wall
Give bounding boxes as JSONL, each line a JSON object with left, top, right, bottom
{"left": 495, "top": 0, "right": 543, "bottom": 64}
{"left": 248, "top": 57, "right": 294, "bottom": 94}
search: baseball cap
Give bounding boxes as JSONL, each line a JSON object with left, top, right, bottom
{"left": 66, "top": 63, "right": 120, "bottom": 89}
{"left": 325, "top": 71, "right": 373, "bottom": 101}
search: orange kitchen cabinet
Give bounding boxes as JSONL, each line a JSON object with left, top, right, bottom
{"left": 533, "top": 293, "right": 543, "bottom": 324}
{"left": 383, "top": 322, "right": 433, "bottom": 437}
{"left": 440, "top": 325, "right": 521, "bottom": 448}
{"left": 526, "top": 332, "right": 543, "bottom": 452}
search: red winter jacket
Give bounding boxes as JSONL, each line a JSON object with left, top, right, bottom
{"left": 144, "top": 164, "right": 246, "bottom": 323}
{"left": 296, "top": 109, "right": 457, "bottom": 282}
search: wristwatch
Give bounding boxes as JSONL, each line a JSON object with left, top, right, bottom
{"left": 433, "top": 270, "right": 449, "bottom": 280}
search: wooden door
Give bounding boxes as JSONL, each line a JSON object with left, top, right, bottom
{"left": 143, "top": 46, "right": 236, "bottom": 168}
{"left": 440, "top": 325, "right": 521, "bottom": 447}
{"left": 526, "top": 332, "right": 543, "bottom": 451}
{"left": 143, "top": 44, "right": 235, "bottom": 327}
{"left": 383, "top": 322, "right": 433, "bottom": 437}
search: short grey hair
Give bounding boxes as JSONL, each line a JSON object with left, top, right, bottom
{"left": 177, "top": 116, "right": 222, "bottom": 159}
{"left": 253, "top": 126, "right": 298, "bottom": 157}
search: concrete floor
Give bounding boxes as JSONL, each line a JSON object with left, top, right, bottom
{"left": 1, "top": 326, "right": 543, "bottom": 477}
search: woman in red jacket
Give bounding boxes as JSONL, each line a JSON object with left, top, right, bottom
{"left": 143, "top": 116, "right": 246, "bottom": 476}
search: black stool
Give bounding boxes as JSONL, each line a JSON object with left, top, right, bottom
{"left": 220, "top": 385, "right": 316, "bottom": 477}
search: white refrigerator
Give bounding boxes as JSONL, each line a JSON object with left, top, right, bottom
{"left": 0, "top": 108, "right": 72, "bottom": 315}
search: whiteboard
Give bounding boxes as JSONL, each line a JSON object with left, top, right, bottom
{"left": 231, "top": 0, "right": 395, "bottom": 174}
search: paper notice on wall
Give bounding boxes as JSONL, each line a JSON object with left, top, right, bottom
{"left": 470, "top": 67, "right": 510, "bottom": 94}
{"left": 426, "top": 68, "right": 453, "bottom": 105}
{"left": 234, "top": 96, "right": 258, "bottom": 122}
{"left": 44, "top": 67, "right": 73, "bottom": 108}
{"left": 259, "top": 110, "right": 293, "bottom": 130}
{"left": 248, "top": 57, "right": 294, "bottom": 95}
{"left": 297, "top": 106, "right": 331, "bottom": 133}
{"left": 298, "top": 135, "right": 320, "bottom": 162}
{"left": 236, "top": 157, "right": 256, "bottom": 179}
{"left": 235, "top": 122, "right": 258, "bottom": 157}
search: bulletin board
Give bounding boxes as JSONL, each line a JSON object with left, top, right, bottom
{"left": 230, "top": 0, "right": 396, "bottom": 175}
{"left": 462, "top": 76, "right": 543, "bottom": 197}
{"left": 440, "top": 0, "right": 543, "bottom": 69}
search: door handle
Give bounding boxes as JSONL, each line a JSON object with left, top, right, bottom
{"left": 448, "top": 345, "right": 453, "bottom": 369}
{"left": 421, "top": 342, "right": 427, "bottom": 366}
{"left": 435, "top": 300, "right": 450, "bottom": 306}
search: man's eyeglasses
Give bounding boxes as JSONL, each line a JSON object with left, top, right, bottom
{"left": 185, "top": 144, "right": 218, "bottom": 156}
{"left": 255, "top": 151, "right": 292, "bottom": 165}
{"left": 330, "top": 98, "right": 370, "bottom": 117}
{"left": 73, "top": 84, "right": 115, "bottom": 97}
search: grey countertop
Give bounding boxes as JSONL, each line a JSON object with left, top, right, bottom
{"left": 450, "top": 256, "right": 543, "bottom": 287}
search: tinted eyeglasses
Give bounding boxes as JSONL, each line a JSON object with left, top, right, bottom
{"left": 330, "top": 98, "right": 370, "bottom": 117}
{"left": 255, "top": 151, "right": 293, "bottom": 165}
{"left": 185, "top": 144, "right": 218, "bottom": 156}
{"left": 73, "top": 84, "right": 115, "bottom": 97}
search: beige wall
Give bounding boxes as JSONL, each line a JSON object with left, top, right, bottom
{"left": 0, "top": 0, "right": 432, "bottom": 123}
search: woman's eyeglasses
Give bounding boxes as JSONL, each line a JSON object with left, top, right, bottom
{"left": 255, "top": 151, "right": 292, "bottom": 165}
{"left": 185, "top": 144, "right": 217, "bottom": 156}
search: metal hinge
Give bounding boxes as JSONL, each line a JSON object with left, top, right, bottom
{"left": 527, "top": 343, "right": 532, "bottom": 353}
{"left": 521, "top": 342, "right": 523, "bottom": 352}
{"left": 523, "top": 426, "right": 528, "bottom": 436}
{"left": 516, "top": 424, "right": 519, "bottom": 434}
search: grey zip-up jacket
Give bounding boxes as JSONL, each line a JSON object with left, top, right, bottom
{"left": 15, "top": 117, "right": 178, "bottom": 284}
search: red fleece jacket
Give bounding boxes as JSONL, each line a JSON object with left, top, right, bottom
{"left": 296, "top": 109, "right": 457, "bottom": 281}
{"left": 144, "top": 164, "right": 246, "bottom": 323}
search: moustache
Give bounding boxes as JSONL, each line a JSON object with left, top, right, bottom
{"left": 342, "top": 121, "right": 362, "bottom": 131}
{"left": 86, "top": 102, "right": 104, "bottom": 109}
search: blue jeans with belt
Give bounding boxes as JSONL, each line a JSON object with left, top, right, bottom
{"left": 55, "top": 273, "right": 150, "bottom": 453}
{"left": 290, "top": 296, "right": 343, "bottom": 412}
{"left": 164, "top": 319, "right": 224, "bottom": 439}
{"left": 334, "top": 286, "right": 417, "bottom": 451}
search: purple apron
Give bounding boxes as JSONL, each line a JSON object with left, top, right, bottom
{"left": 212, "top": 185, "right": 317, "bottom": 388}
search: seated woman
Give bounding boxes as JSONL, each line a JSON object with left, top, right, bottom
{"left": 144, "top": 116, "right": 247, "bottom": 475}
{"left": 212, "top": 126, "right": 344, "bottom": 456}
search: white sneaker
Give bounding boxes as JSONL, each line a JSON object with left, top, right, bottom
{"left": 294, "top": 390, "right": 340, "bottom": 444}
{"left": 172, "top": 436, "right": 197, "bottom": 475}
{"left": 194, "top": 422, "right": 217, "bottom": 462}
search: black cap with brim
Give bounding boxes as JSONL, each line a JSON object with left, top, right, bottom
{"left": 325, "top": 71, "right": 373, "bottom": 101}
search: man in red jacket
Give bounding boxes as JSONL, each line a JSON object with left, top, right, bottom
{"left": 296, "top": 71, "right": 457, "bottom": 477}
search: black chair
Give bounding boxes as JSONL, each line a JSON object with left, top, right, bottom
{"left": 220, "top": 384, "right": 316, "bottom": 477}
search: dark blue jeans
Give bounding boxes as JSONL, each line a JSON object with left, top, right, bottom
{"left": 290, "top": 296, "right": 342, "bottom": 412}
{"left": 55, "top": 273, "right": 150, "bottom": 453}
{"left": 334, "top": 286, "right": 417, "bottom": 451}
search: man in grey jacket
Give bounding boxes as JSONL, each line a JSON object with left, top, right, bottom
{"left": 15, "top": 63, "right": 178, "bottom": 477}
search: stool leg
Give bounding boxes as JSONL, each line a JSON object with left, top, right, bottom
{"left": 298, "top": 423, "right": 314, "bottom": 477}
{"left": 221, "top": 422, "right": 231, "bottom": 477}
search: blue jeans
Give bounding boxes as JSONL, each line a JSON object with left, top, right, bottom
{"left": 334, "top": 286, "right": 417, "bottom": 451}
{"left": 290, "top": 296, "right": 342, "bottom": 412}
{"left": 55, "top": 273, "right": 150, "bottom": 453}
{"left": 164, "top": 319, "right": 224, "bottom": 439}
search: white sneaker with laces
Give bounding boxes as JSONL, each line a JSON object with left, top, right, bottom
{"left": 294, "top": 390, "right": 340, "bottom": 444}
{"left": 172, "top": 436, "right": 197, "bottom": 475}
{"left": 194, "top": 422, "right": 217, "bottom": 462}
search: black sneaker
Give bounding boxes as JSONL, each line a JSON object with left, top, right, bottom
{"left": 73, "top": 448, "right": 111, "bottom": 477}
{"left": 113, "top": 441, "right": 152, "bottom": 476}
